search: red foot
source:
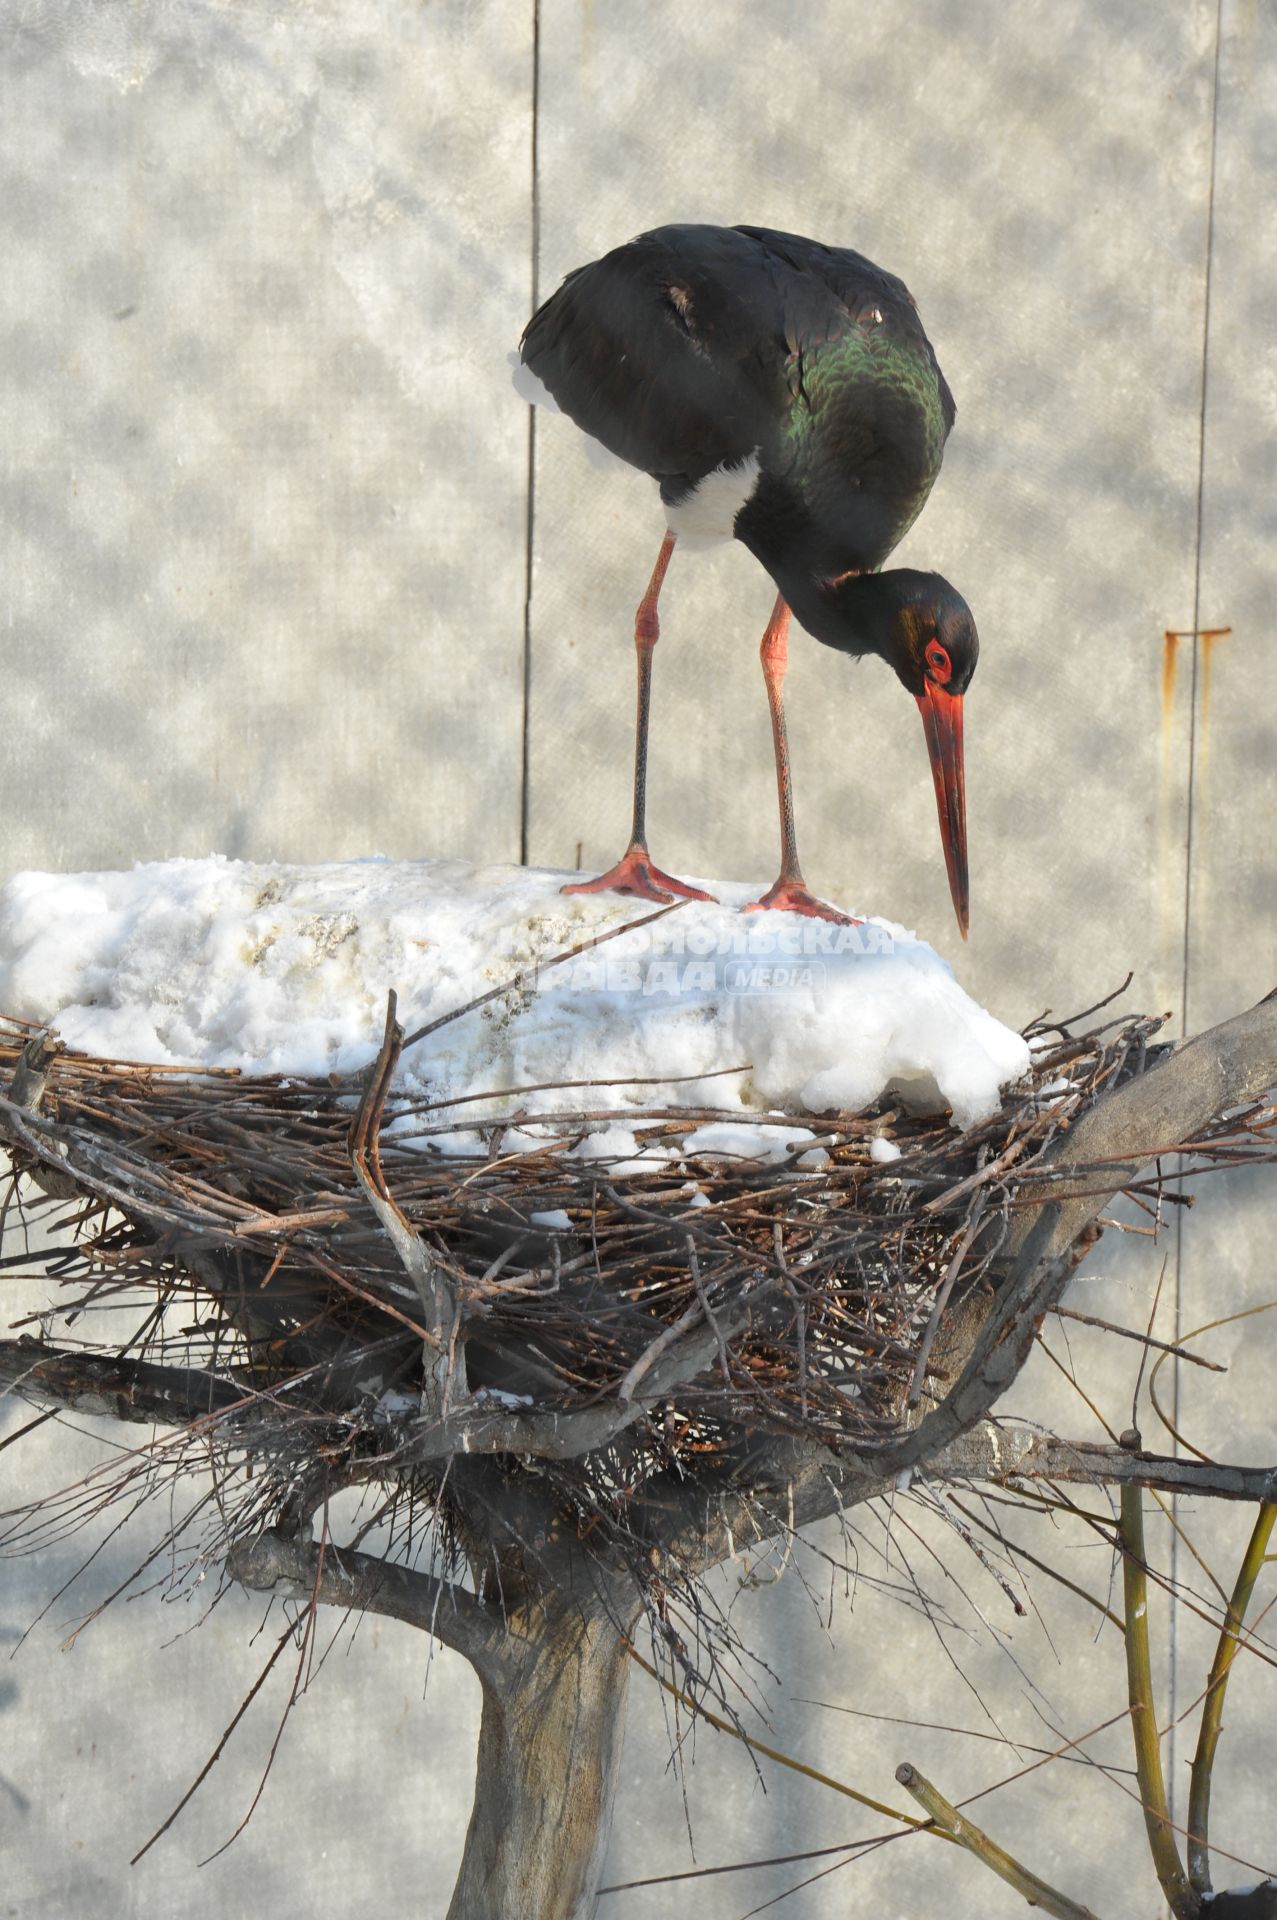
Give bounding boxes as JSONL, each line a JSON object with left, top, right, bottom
{"left": 562, "top": 847, "right": 715, "bottom": 905}
{"left": 743, "top": 879, "right": 861, "bottom": 926}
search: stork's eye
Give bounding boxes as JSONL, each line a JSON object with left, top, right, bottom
{"left": 925, "top": 638, "right": 952, "bottom": 684}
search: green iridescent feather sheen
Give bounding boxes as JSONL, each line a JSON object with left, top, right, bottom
{"left": 780, "top": 323, "right": 951, "bottom": 561}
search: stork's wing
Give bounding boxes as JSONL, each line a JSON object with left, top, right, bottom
{"left": 520, "top": 227, "right": 792, "bottom": 485}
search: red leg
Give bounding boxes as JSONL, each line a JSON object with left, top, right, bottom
{"left": 564, "top": 531, "right": 714, "bottom": 905}
{"left": 744, "top": 594, "right": 859, "bottom": 925}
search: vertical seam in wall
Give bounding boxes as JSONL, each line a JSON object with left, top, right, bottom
{"left": 1181, "top": 0, "right": 1225, "bottom": 1042}
{"left": 518, "top": 0, "right": 542, "bottom": 867}
{"left": 1168, "top": 0, "right": 1225, "bottom": 1833}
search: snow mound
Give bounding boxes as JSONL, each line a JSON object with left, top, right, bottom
{"left": 0, "top": 856, "right": 1030, "bottom": 1133}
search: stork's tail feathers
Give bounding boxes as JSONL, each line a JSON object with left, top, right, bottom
{"left": 507, "top": 350, "right": 628, "bottom": 473}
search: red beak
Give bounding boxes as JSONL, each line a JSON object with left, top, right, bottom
{"left": 916, "top": 684, "right": 969, "bottom": 938}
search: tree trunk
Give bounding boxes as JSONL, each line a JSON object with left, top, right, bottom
{"left": 447, "top": 1588, "right": 638, "bottom": 1920}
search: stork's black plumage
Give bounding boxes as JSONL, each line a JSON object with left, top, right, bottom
{"left": 518, "top": 222, "right": 977, "bottom": 933}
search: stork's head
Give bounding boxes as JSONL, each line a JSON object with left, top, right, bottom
{"left": 820, "top": 569, "right": 977, "bottom": 937}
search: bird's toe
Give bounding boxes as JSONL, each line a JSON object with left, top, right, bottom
{"left": 742, "top": 879, "right": 860, "bottom": 926}
{"left": 562, "top": 848, "right": 714, "bottom": 906}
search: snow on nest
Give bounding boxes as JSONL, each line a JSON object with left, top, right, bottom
{"left": 0, "top": 856, "right": 1030, "bottom": 1136}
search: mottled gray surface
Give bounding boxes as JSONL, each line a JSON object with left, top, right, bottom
{"left": 0, "top": 0, "right": 531, "bottom": 872}
{"left": 1, "top": 1, "right": 1274, "bottom": 1915}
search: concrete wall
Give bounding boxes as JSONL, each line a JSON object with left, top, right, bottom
{"left": 2, "top": 2, "right": 1274, "bottom": 1914}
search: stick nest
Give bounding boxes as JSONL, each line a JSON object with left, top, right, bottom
{"left": 3, "top": 992, "right": 1266, "bottom": 1587}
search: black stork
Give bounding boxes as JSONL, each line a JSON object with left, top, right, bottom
{"left": 516, "top": 222, "right": 977, "bottom": 934}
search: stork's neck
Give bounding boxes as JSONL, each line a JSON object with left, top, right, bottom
{"left": 783, "top": 569, "right": 918, "bottom": 660}
{"left": 735, "top": 471, "right": 838, "bottom": 586}
{"left": 750, "top": 548, "right": 918, "bottom": 662}
{"left": 733, "top": 476, "right": 909, "bottom": 659}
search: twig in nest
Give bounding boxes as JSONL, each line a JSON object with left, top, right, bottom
{"left": 907, "top": 1189, "right": 990, "bottom": 1408}
{"left": 618, "top": 1298, "right": 711, "bottom": 1405}
{"left": 686, "top": 1233, "right": 730, "bottom": 1388}
{"left": 350, "top": 992, "right": 465, "bottom": 1413}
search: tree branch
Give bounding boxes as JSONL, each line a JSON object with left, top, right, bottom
{"left": 0, "top": 1336, "right": 249, "bottom": 1427}
{"left": 931, "top": 1429, "right": 1277, "bottom": 1503}
{"left": 1187, "top": 1501, "right": 1277, "bottom": 1894}
{"left": 895, "top": 1761, "right": 1102, "bottom": 1920}
{"left": 1, "top": 1271, "right": 777, "bottom": 1469}
{"left": 8, "top": 1328, "right": 1272, "bottom": 1517}
{"left": 225, "top": 1527, "right": 505, "bottom": 1675}
{"left": 1119, "top": 1486, "right": 1198, "bottom": 1917}
{"left": 403, "top": 1274, "right": 776, "bottom": 1463}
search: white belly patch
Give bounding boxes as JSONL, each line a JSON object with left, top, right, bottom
{"left": 663, "top": 451, "right": 762, "bottom": 550}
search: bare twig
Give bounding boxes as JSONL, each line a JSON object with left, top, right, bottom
{"left": 1187, "top": 1502, "right": 1277, "bottom": 1895}
{"left": 129, "top": 1620, "right": 297, "bottom": 1866}
{"left": 622, "top": 1641, "right": 941, "bottom": 1838}
{"left": 908, "top": 1189, "right": 989, "bottom": 1405}
{"left": 1119, "top": 1477, "right": 1198, "bottom": 1918}
{"left": 350, "top": 993, "right": 465, "bottom": 1413}
{"left": 1052, "top": 1305, "right": 1226, "bottom": 1373}
{"left": 895, "top": 1761, "right": 1103, "bottom": 1919}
